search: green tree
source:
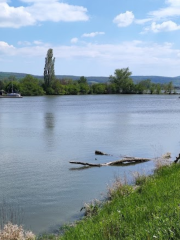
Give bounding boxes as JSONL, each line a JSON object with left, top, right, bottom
{"left": 106, "top": 83, "right": 117, "bottom": 94}
{"left": 110, "top": 68, "right": 134, "bottom": 93}
{"left": 135, "top": 79, "right": 152, "bottom": 94}
{"left": 149, "top": 83, "right": 156, "bottom": 94}
{"left": 65, "top": 83, "right": 80, "bottom": 95}
{"left": 137, "top": 79, "right": 152, "bottom": 93}
{"left": 0, "top": 80, "right": 5, "bottom": 90}
{"left": 4, "top": 75, "right": 19, "bottom": 93}
{"left": 5, "top": 81, "right": 20, "bottom": 93}
{"left": 51, "top": 80, "right": 65, "bottom": 95}
{"left": 20, "top": 75, "right": 45, "bottom": 96}
{"left": 8, "top": 75, "right": 17, "bottom": 82}
{"left": 79, "top": 83, "right": 90, "bottom": 94}
{"left": 78, "top": 76, "right": 87, "bottom": 84}
{"left": 155, "top": 84, "right": 162, "bottom": 94}
{"left": 44, "top": 49, "right": 55, "bottom": 89}
{"left": 164, "top": 81, "right": 174, "bottom": 94}
{"left": 76, "top": 76, "right": 89, "bottom": 94}
{"left": 135, "top": 83, "right": 145, "bottom": 94}
{"left": 92, "top": 83, "right": 107, "bottom": 94}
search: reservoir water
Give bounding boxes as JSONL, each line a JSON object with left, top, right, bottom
{"left": 0, "top": 94, "right": 180, "bottom": 234}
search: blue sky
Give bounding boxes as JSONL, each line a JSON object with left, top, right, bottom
{"left": 1, "top": 0, "right": 180, "bottom": 77}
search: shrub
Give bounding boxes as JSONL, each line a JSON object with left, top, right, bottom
{"left": 0, "top": 222, "right": 35, "bottom": 240}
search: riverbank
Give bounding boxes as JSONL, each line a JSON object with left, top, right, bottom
{"left": 36, "top": 160, "right": 180, "bottom": 239}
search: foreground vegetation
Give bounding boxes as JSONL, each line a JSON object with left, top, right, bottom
{"left": 36, "top": 161, "right": 180, "bottom": 240}
{"left": 2, "top": 161, "right": 180, "bottom": 239}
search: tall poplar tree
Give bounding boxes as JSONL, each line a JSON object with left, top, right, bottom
{"left": 44, "top": 49, "right": 55, "bottom": 88}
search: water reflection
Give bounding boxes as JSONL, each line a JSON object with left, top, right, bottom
{"left": 43, "top": 113, "right": 55, "bottom": 151}
{"left": 45, "top": 113, "right": 54, "bottom": 129}
{"left": 69, "top": 166, "right": 93, "bottom": 171}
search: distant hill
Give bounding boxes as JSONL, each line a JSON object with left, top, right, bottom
{"left": 131, "top": 76, "right": 180, "bottom": 86}
{"left": 57, "top": 75, "right": 180, "bottom": 86}
{"left": 0, "top": 72, "right": 43, "bottom": 80}
{"left": 56, "top": 75, "right": 109, "bottom": 84}
{"left": 0, "top": 72, "right": 180, "bottom": 87}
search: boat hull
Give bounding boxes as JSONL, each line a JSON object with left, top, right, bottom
{"left": 0, "top": 96, "right": 22, "bottom": 98}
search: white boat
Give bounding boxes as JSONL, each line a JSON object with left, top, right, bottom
{"left": 0, "top": 90, "right": 22, "bottom": 98}
{"left": 6, "top": 92, "right": 22, "bottom": 98}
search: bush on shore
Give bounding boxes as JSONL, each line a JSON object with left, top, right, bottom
{"left": 0, "top": 222, "right": 35, "bottom": 240}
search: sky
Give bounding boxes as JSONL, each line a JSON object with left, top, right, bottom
{"left": 1, "top": 0, "right": 180, "bottom": 77}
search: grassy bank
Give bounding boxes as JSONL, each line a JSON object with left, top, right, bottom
{"left": 36, "top": 162, "right": 180, "bottom": 240}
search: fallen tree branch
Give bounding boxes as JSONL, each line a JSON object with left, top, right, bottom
{"left": 69, "top": 162, "right": 101, "bottom": 167}
{"left": 174, "top": 153, "right": 180, "bottom": 163}
{"left": 69, "top": 157, "right": 150, "bottom": 167}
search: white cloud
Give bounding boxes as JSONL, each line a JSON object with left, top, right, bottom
{"left": 82, "top": 32, "right": 105, "bottom": 38}
{"left": 20, "top": 0, "right": 58, "bottom": 2}
{"left": 0, "top": 41, "right": 15, "bottom": 54}
{"left": 0, "top": 2, "right": 35, "bottom": 28}
{"left": 150, "top": 7, "right": 180, "bottom": 20}
{"left": 26, "top": 2, "right": 88, "bottom": 22}
{"left": 136, "top": 0, "right": 180, "bottom": 33}
{"left": 0, "top": 41, "right": 13, "bottom": 48}
{"left": 71, "top": 38, "right": 78, "bottom": 43}
{"left": 0, "top": 0, "right": 89, "bottom": 28}
{"left": 146, "top": 21, "right": 180, "bottom": 32}
{"left": 113, "top": 11, "right": 134, "bottom": 27}
{"left": 149, "top": 0, "right": 180, "bottom": 20}
{"left": 18, "top": 40, "right": 47, "bottom": 46}
{"left": 18, "top": 41, "right": 31, "bottom": 46}
{"left": 1, "top": 40, "right": 180, "bottom": 76}
{"left": 135, "top": 18, "right": 152, "bottom": 25}
{"left": 166, "top": 0, "right": 180, "bottom": 7}
{"left": 33, "top": 40, "right": 43, "bottom": 45}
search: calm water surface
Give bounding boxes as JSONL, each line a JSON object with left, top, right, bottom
{"left": 0, "top": 94, "right": 180, "bottom": 234}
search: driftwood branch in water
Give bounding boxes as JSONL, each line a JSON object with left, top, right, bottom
{"left": 174, "top": 153, "right": 180, "bottom": 163}
{"left": 69, "top": 162, "right": 102, "bottom": 167}
{"left": 69, "top": 157, "right": 150, "bottom": 167}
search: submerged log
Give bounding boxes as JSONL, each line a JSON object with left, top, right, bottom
{"left": 95, "top": 150, "right": 110, "bottom": 155}
{"left": 69, "top": 157, "right": 150, "bottom": 167}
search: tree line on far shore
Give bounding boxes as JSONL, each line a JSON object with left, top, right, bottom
{"left": 0, "top": 49, "right": 176, "bottom": 96}
{"left": 0, "top": 70, "right": 175, "bottom": 96}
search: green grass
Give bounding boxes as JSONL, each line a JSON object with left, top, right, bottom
{"left": 37, "top": 163, "right": 180, "bottom": 240}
